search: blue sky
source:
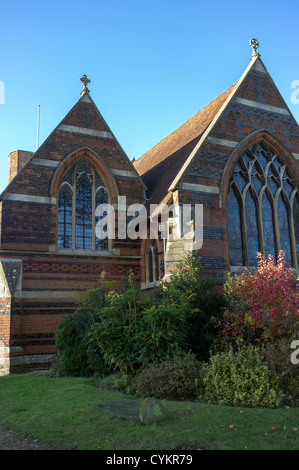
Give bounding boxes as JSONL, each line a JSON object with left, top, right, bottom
{"left": 0, "top": 0, "right": 298, "bottom": 194}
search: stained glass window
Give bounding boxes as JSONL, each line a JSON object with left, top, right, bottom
{"left": 95, "top": 189, "right": 108, "bottom": 250}
{"left": 76, "top": 173, "right": 92, "bottom": 249}
{"left": 261, "top": 193, "right": 276, "bottom": 261}
{"left": 227, "top": 142, "right": 298, "bottom": 268}
{"left": 58, "top": 186, "right": 73, "bottom": 248}
{"left": 227, "top": 186, "right": 243, "bottom": 265}
{"left": 277, "top": 195, "right": 292, "bottom": 265}
{"left": 245, "top": 188, "right": 260, "bottom": 266}
{"left": 57, "top": 159, "right": 109, "bottom": 251}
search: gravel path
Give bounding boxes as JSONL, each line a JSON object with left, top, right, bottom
{"left": 0, "top": 424, "right": 54, "bottom": 450}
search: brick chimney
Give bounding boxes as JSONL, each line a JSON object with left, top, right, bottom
{"left": 8, "top": 150, "right": 33, "bottom": 183}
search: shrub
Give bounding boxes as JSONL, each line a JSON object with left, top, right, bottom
{"left": 55, "top": 285, "right": 109, "bottom": 377}
{"left": 91, "top": 271, "right": 191, "bottom": 372}
{"left": 195, "top": 345, "right": 284, "bottom": 408}
{"left": 161, "top": 253, "right": 227, "bottom": 361}
{"left": 220, "top": 251, "right": 299, "bottom": 347}
{"left": 134, "top": 352, "right": 201, "bottom": 400}
{"left": 260, "top": 337, "right": 299, "bottom": 406}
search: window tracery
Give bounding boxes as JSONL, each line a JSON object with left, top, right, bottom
{"left": 57, "top": 159, "right": 109, "bottom": 251}
{"left": 227, "top": 142, "right": 299, "bottom": 268}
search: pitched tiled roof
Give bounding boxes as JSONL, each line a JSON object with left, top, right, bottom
{"left": 134, "top": 82, "right": 237, "bottom": 204}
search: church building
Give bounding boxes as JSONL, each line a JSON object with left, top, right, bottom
{"left": 0, "top": 39, "right": 298, "bottom": 375}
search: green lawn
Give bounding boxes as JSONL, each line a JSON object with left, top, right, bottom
{"left": 0, "top": 372, "right": 298, "bottom": 450}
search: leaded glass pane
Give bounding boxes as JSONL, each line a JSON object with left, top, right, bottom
{"left": 62, "top": 167, "right": 74, "bottom": 186}
{"left": 76, "top": 161, "right": 92, "bottom": 175}
{"left": 76, "top": 173, "right": 92, "bottom": 249}
{"left": 242, "top": 152, "right": 252, "bottom": 170}
{"left": 58, "top": 186, "right": 72, "bottom": 248}
{"left": 155, "top": 246, "right": 159, "bottom": 280}
{"left": 294, "top": 196, "right": 299, "bottom": 265}
{"left": 95, "top": 189, "right": 108, "bottom": 250}
{"left": 267, "top": 170, "right": 279, "bottom": 195}
{"left": 234, "top": 163, "right": 247, "bottom": 194}
{"left": 95, "top": 172, "right": 105, "bottom": 191}
{"left": 251, "top": 168, "right": 263, "bottom": 195}
{"left": 245, "top": 188, "right": 260, "bottom": 266}
{"left": 261, "top": 193, "right": 276, "bottom": 261}
{"left": 277, "top": 195, "right": 292, "bottom": 265}
{"left": 256, "top": 146, "right": 268, "bottom": 169}
{"left": 227, "top": 187, "right": 243, "bottom": 265}
{"left": 148, "top": 249, "right": 153, "bottom": 283}
{"left": 273, "top": 157, "right": 284, "bottom": 175}
{"left": 283, "top": 176, "right": 294, "bottom": 198}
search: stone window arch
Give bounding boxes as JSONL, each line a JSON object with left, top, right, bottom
{"left": 227, "top": 141, "right": 299, "bottom": 268}
{"left": 57, "top": 158, "right": 109, "bottom": 251}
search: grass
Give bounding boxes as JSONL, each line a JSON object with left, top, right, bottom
{"left": 0, "top": 372, "right": 298, "bottom": 450}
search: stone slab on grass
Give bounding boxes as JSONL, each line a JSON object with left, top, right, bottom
{"left": 95, "top": 398, "right": 167, "bottom": 424}
{"left": 95, "top": 400, "right": 142, "bottom": 419}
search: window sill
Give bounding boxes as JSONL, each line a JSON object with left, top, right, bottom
{"left": 50, "top": 247, "right": 116, "bottom": 256}
{"left": 230, "top": 265, "right": 257, "bottom": 272}
{"left": 230, "top": 265, "right": 299, "bottom": 275}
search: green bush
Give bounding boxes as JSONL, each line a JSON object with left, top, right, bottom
{"left": 134, "top": 352, "right": 201, "bottom": 400}
{"left": 90, "top": 271, "right": 191, "bottom": 372}
{"left": 196, "top": 345, "right": 284, "bottom": 408}
{"left": 54, "top": 255, "right": 226, "bottom": 377}
{"left": 260, "top": 337, "right": 299, "bottom": 406}
{"left": 161, "top": 253, "right": 226, "bottom": 361}
{"left": 55, "top": 306, "right": 108, "bottom": 377}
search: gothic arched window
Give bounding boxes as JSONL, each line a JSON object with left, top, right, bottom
{"left": 227, "top": 142, "right": 299, "bottom": 268}
{"left": 58, "top": 159, "right": 109, "bottom": 251}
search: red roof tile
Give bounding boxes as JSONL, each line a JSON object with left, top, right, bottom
{"left": 134, "top": 82, "right": 237, "bottom": 204}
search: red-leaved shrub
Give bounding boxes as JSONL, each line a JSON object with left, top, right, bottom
{"left": 219, "top": 251, "right": 299, "bottom": 346}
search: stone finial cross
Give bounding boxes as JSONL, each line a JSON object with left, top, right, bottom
{"left": 249, "top": 38, "right": 260, "bottom": 57}
{"left": 80, "top": 74, "right": 91, "bottom": 95}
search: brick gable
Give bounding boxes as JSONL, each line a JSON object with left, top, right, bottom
{"left": 0, "top": 89, "right": 146, "bottom": 374}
